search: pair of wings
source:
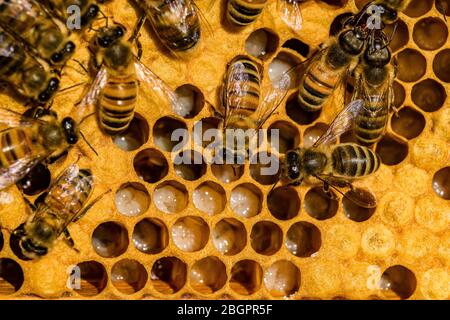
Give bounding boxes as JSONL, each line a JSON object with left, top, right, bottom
{"left": 223, "top": 60, "right": 291, "bottom": 130}
{"left": 76, "top": 57, "right": 180, "bottom": 121}
{"left": 0, "top": 108, "right": 51, "bottom": 190}
{"left": 278, "top": 0, "right": 304, "bottom": 32}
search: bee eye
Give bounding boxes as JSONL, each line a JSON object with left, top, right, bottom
{"left": 65, "top": 42, "right": 76, "bottom": 54}
{"left": 288, "top": 167, "right": 300, "bottom": 180}
{"left": 38, "top": 92, "right": 49, "bottom": 102}
{"left": 51, "top": 53, "right": 63, "bottom": 63}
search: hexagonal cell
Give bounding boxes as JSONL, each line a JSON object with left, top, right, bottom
{"left": 403, "top": 0, "right": 433, "bottom": 17}
{"left": 0, "top": 258, "right": 23, "bottom": 295}
{"left": 282, "top": 38, "right": 310, "bottom": 57}
{"left": 268, "top": 121, "right": 301, "bottom": 153}
{"left": 132, "top": 218, "right": 169, "bottom": 254}
{"left": 342, "top": 189, "right": 377, "bottom": 222}
{"left": 173, "top": 150, "right": 207, "bottom": 181}
{"left": 411, "top": 79, "right": 447, "bottom": 112}
{"left": 380, "top": 265, "right": 417, "bottom": 300}
{"left": 264, "top": 260, "right": 301, "bottom": 297}
{"left": 153, "top": 180, "right": 188, "bottom": 214}
{"left": 436, "top": 0, "right": 450, "bottom": 17}
{"left": 71, "top": 261, "right": 108, "bottom": 297}
{"left": 268, "top": 52, "right": 301, "bottom": 89}
{"left": 285, "top": 222, "right": 321, "bottom": 257}
{"left": 115, "top": 182, "right": 150, "bottom": 217}
{"left": 151, "top": 257, "right": 187, "bottom": 294}
{"left": 16, "top": 163, "right": 51, "bottom": 196}
{"left": 391, "top": 107, "right": 425, "bottom": 140}
{"left": 92, "top": 221, "right": 129, "bottom": 258}
{"left": 211, "top": 163, "right": 244, "bottom": 183}
{"left": 286, "top": 92, "right": 321, "bottom": 125}
{"left": 112, "top": 113, "right": 149, "bottom": 151}
{"left": 133, "top": 148, "right": 168, "bottom": 183}
{"left": 245, "top": 28, "right": 279, "bottom": 60}
{"left": 171, "top": 216, "right": 209, "bottom": 252}
{"left": 267, "top": 186, "right": 300, "bottom": 220}
{"left": 212, "top": 218, "right": 247, "bottom": 255}
{"left": 190, "top": 256, "right": 227, "bottom": 294}
{"left": 393, "top": 81, "right": 406, "bottom": 109}
{"left": 111, "top": 259, "right": 148, "bottom": 295}
{"left": 396, "top": 49, "right": 426, "bottom": 82}
{"left": 192, "top": 181, "right": 226, "bottom": 216}
{"left": 376, "top": 135, "right": 408, "bottom": 166}
{"left": 303, "top": 123, "right": 329, "bottom": 147}
{"left": 433, "top": 49, "right": 450, "bottom": 82}
{"left": 304, "top": 187, "right": 339, "bottom": 220}
{"left": 230, "top": 260, "right": 262, "bottom": 295}
{"left": 413, "top": 18, "right": 448, "bottom": 51}
{"left": 250, "top": 221, "right": 283, "bottom": 255}
{"left": 432, "top": 167, "right": 450, "bottom": 200}
{"left": 230, "top": 183, "right": 263, "bottom": 218}
{"left": 385, "top": 19, "right": 409, "bottom": 52}
{"left": 153, "top": 116, "right": 188, "bottom": 152}
{"left": 249, "top": 152, "right": 280, "bottom": 185}
{"left": 329, "top": 12, "right": 353, "bottom": 36}
{"left": 193, "top": 117, "right": 221, "bottom": 148}
{"left": 173, "top": 84, "right": 204, "bottom": 119}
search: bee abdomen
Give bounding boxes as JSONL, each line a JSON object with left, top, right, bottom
{"left": 226, "top": 57, "right": 261, "bottom": 115}
{"left": 297, "top": 61, "right": 339, "bottom": 112}
{"left": 0, "top": 128, "right": 33, "bottom": 167}
{"left": 354, "top": 102, "right": 389, "bottom": 145}
{"left": 227, "top": 0, "right": 267, "bottom": 26}
{"left": 99, "top": 77, "right": 138, "bottom": 135}
{"left": 331, "top": 144, "right": 380, "bottom": 177}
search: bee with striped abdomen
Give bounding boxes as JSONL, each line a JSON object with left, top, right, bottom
{"left": 211, "top": 55, "right": 290, "bottom": 160}
{"left": 0, "top": 0, "right": 75, "bottom": 66}
{"left": 78, "top": 23, "right": 179, "bottom": 135}
{"left": 0, "top": 107, "right": 91, "bottom": 191}
{"left": 295, "top": 24, "right": 368, "bottom": 113}
{"left": 351, "top": 31, "right": 396, "bottom": 145}
{"left": 41, "top": 0, "right": 100, "bottom": 31}
{"left": 13, "top": 164, "right": 109, "bottom": 259}
{"left": 135, "top": 0, "right": 202, "bottom": 54}
{"left": 282, "top": 99, "right": 380, "bottom": 208}
{"left": 0, "top": 28, "right": 60, "bottom": 103}
{"left": 226, "top": 0, "right": 268, "bottom": 27}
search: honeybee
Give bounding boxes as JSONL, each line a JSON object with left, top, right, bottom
{"left": 351, "top": 31, "right": 396, "bottom": 145}
{"left": 78, "top": 23, "right": 179, "bottom": 135}
{"left": 0, "top": 28, "right": 60, "bottom": 103}
{"left": 0, "top": 107, "right": 90, "bottom": 191}
{"left": 295, "top": 24, "right": 368, "bottom": 112}
{"left": 13, "top": 164, "right": 109, "bottom": 259}
{"left": 226, "top": 0, "right": 268, "bottom": 27}
{"left": 282, "top": 99, "right": 380, "bottom": 208}
{"left": 41, "top": 0, "right": 100, "bottom": 30}
{"left": 211, "top": 55, "right": 290, "bottom": 160}
{"left": 0, "top": 0, "right": 75, "bottom": 66}
{"left": 135, "top": 0, "right": 202, "bottom": 54}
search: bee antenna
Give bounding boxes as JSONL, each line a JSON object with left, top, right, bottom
{"left": 79, "top": 130, "right": 98, "bottom": 156}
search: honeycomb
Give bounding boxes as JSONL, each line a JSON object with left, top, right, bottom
{"left": 0, "top": 0, "right": 449, "bottom": 300}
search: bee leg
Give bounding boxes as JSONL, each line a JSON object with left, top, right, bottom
{"left": 129, "top": 15, "right": 147, "bottom": 60}
{"left": 21, "top": 195, "right": 36, "bottom": 212}
{"left": 47, "top": 149, "right": 69, "bottom": 165}
{"left": 34, "top": 192, "right": 48, "bottom": 208}
{"left": 62, "top": 228, "right": 79, "bottom": 253}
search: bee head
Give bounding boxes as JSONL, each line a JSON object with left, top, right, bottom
{"left": 38, "top": 77, "right": 60, "bottom": 103}
{"left": 104, "top": 42, "right": 133, "bottom": 70}
{"left": 97, "top": 25, "right": 125, "bottom": 48}
{"left": 284, "top": 149, "right": 302, "bottom": 181}
{"left": 338, "top": 29, "right": 365, "bottom": 55}
{"left": 80, "top": 4, "right": 100, "bottom": 27}
{"left": 51, "top": 41, "right": 76, "bottom": 65}
{"left": 364, "top": 37, "right": 391, "bottom": 67}
{"left": 61, "top": 117, "right": 79, "bottom": 145}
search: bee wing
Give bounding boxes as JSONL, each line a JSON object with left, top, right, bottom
{"left": 0, "top": 108, "right": 43, "bottom": 127}
{"left": 278, "top": 0, "right": 303, "bottom": 32}
{"left": 48, "top": 164, "right": 93, "bottom": 202}
{"left": 255, "top": 73, "right": 291, "bottom": 129}
{"left": 134, "top": 58, "right": 180, "bottom": 111}
{"left": 75, "top": 66, "right": 107, "bottom": 122}
{"left": 223, "top": 60, "right": 251, "bottom": 129}
{"left": 313, "top": 98, "right": 365, "bottom": 147}
{"left": 0, "top": 155, "right": 45, "bottom": 190}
